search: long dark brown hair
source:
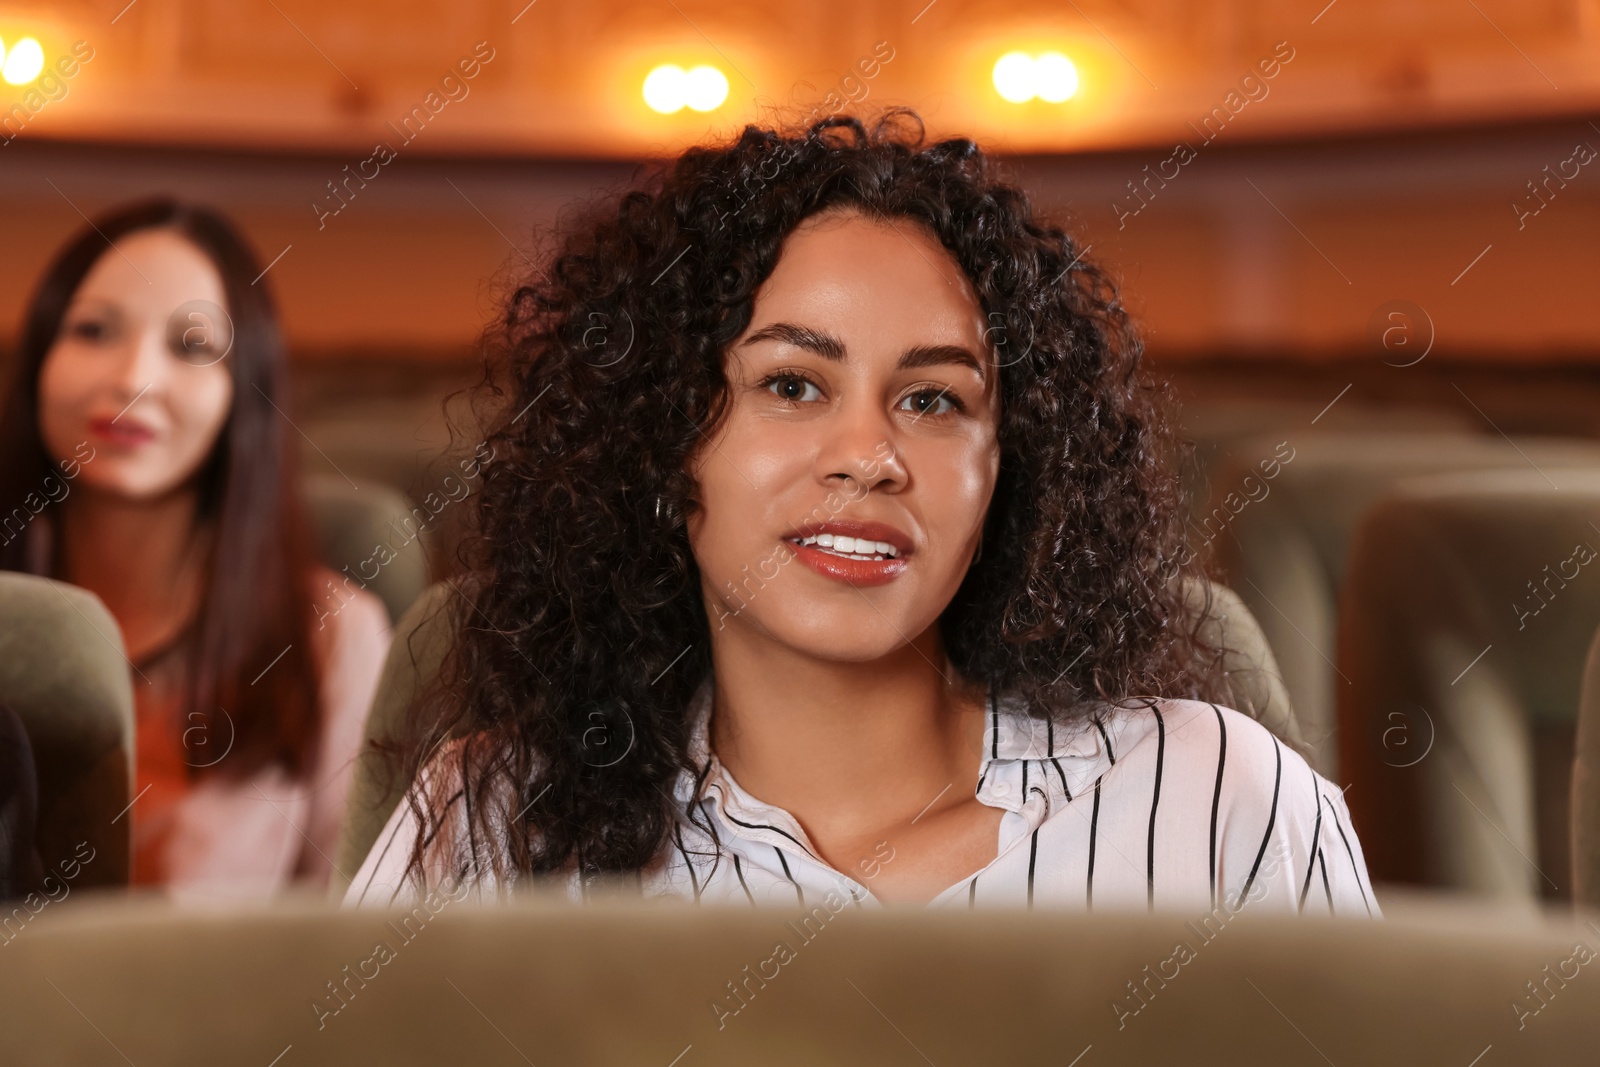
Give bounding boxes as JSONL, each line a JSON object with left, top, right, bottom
{"left": 0, "top": 198, "right": 324, "bottom": 779}
{"left": 399, "top": 109, "right": 1229, "bottom": 886}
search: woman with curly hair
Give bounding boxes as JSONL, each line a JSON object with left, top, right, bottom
{"left": 348, "top": 111, "right": 1376, "bottom": 916}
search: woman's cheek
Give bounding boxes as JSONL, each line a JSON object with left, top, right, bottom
{"left": 168, "top": 365, "right": 234, "bottom": 483}
{"left": 922, "top": 433, "right": 995, "bottom": 510}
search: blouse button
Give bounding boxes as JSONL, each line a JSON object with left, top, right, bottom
{"left": 991, "top": 780, "right": 1012, "bottom": 798}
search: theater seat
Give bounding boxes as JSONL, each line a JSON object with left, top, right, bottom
{"left": 1569, "top": 623, "right": 1600, "bottom": 910}
{"left": 1184, "top": 578, "right": 1308, "bottom": 763}
{"left": 1338, "top": 468, "right": 1600, "bottom": 903}
{"left": 332, "top": 582, "right": 454, "bottom": 891}
{"left": 1206, "top": 433, "right": 1600, "bottom": 777}
{"left": 0, "top": 573, "right": 133, "bottom": 890}
{"left": 330, "top": 578, "right": 1304, "bottom": 895}
{"left": 0, "top": 893, "right": 1593, "bottom": 1063}
{"left": 303, "top": 473, "right": 433, "bottom": 625}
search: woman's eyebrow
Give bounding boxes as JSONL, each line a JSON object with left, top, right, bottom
{"left": 740, "top": 321, "right": 845, "bottom": 359}
{"left": 899, "top": 343, "right": 987, "bottom": 382}
{"left": 742, "top": 322, "right": 987, "bottom": 381}
{"left": 63, "top": 296, "right": 119, "bottom": 316}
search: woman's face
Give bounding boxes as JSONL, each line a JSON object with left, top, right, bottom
{"left": 38, "top": 228, "right": 235, "bottom": 502}
{"left": 688, "top": 208, "right": 1001, "bottom": 663}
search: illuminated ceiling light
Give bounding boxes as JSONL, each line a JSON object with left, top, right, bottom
{"left": 994, "top": 50, "right": 1080, "bottom": 104}
{"left": 644, "top": 64, "right": 688, "bottom": 113}
{"left": 992, "top": 51, "right": 1036, "bottom": 103}
{"left": 1033, "top": 51, "right": 1079, "bottom": 102}
{"left": 682, "top": 65, "right": 728, "bottom": 112}
{"left": 1, "top": 36, "right": 43, "bottom": 86}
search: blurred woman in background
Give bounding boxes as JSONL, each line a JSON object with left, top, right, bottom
{"left": 0, "top": 199, "right": 390, "bottom": 896}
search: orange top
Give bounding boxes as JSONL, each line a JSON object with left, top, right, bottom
{"left": 128, "top": 570, "right": 390, "bottom": 897}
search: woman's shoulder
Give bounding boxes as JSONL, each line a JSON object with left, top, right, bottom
{"left": 308, "top": 565, "right": 391, "bottom": 647}
{"left": 1102, "top": 697, "right": 1335, "bottom": 805}
{"left": 306, "top": 566, "right": 391, "bottom": 698}
{"left": 1107, "top": 696, "right": 1294, "bottom": 755}
{"left": 303, "top": 565, "right": 391, "bottom": 765}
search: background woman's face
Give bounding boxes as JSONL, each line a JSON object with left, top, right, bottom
{"left": 688, "top": 208, "right": 1001, "bottom": 662}
{"left": 38, "top": 229, "right": 235, "bottom": 502}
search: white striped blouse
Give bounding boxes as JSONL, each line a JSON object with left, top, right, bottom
{"left": 346, "top": 681, "right": 1380, "bottom": 918}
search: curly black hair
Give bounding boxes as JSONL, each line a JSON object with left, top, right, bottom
{"left": 396, "top": 108, "right": 1227, "bottom": 886}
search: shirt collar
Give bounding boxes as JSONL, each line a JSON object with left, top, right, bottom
{"left": 983, "top": 689, "right": 1113, "bottom": 763}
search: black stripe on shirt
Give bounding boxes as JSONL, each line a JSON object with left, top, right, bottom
{"left": 1298, "top": 792, "right": 1325, "bottom": 913}
{"left": 1207, "top": 703, "right": 1227, "bottom": 911}
{"left": 1044, "top": 714, "right": 1073, "bottom": 800}
{"left": 723, "top": 811, "right": 818, "bottom": 862}
{"left": 774, "top": 846, "right": 804, "bottom": 907}
{"left": 1327, "top": 799, "right": 1373, "bottom": 916}
{"left": 1087, "top": 774, "right": 1103, "bottom": 909}
{"left": 968, "top": 874, "right": 978, "bottom": 908}
{"left": 1027, "top": 828, "right": 1039, "bottom": 908}
{"left": 990, "top": 690, "right": 1000, "bottom": 759}
{"left": 673, "top": 824, "right": 702, "bottom": 902}
{"left": 1236, "top": 737, "right": 1283, "bottom": 908}
{"left": 1146, "top": 704, "right": 1166, "bottom": 909}
{"left": 731, "top": 852, "right": 755, "bottom": 905}
{"left": 1318, "top": 848, "right": 1332, "bottom": 907}
{"left": 1094, "top": 717, "right": 1117, "bottom": 764}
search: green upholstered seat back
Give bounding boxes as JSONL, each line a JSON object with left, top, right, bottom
{"left": 303, "top": 474, "right": 433, "bottom": 625}
{"left": 1, "top": 895, "right": 1596, "bottom": 1062}
{"left": 1339, "top": 468, "right": 1600, "bottom": 900}
{"left": 332, "top": 583, "right": 454, "bottom": 890}
{"left": 0, "top": 572, "right": 133, "bottom": 889}
{"left": 1572, "top": 623, "right": 1600, "bottom": 908}
{"left": 1206, "top": 433, "right": 1600, "bottom": 775}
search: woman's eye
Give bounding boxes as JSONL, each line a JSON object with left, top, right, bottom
{"left": 765, "top": 375, "right": 822, "bottom": 403}
{"left": 158, "top": 301, "right": 235, "bottom": 365}
{"left": 900, "top": 388, "right": 960, "bottom": 417}
{"left": 66, "top": 318, "right": 108, "bottom": 342}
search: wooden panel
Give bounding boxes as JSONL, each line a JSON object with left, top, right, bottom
{"left": 1, "top": 0, "right": 1599, "bottom": 156}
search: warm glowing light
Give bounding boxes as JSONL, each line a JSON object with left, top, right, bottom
{"left": 1, "top": 36, "right": 43, "bottom": 86}
{"left": 993, "top": 50, "right": 1080, "bottom": 104}
{"left": 1033, "top": 52, "right": 1079, "bottom": 102}
{"left": 644, "top": 65, "right": 687, "bottom": 113}
{"left": 682, "top": 65, "right": 728, "bottom": 112}
{"left": 644, "top": 63, "right": 729, "bottom": 113}
{"left": 992, "top": 51, "right": 1035, "bottom": 104}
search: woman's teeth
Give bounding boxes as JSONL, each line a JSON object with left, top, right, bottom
{"left": 791, "top": 534, "right": 898, "bottom": 560}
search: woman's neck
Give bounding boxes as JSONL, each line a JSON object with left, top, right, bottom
{"left": 57, "top": 483, "right": 209, "bottom": 662}
{"left": 706, "top": 620, "right": 990, "bottom": 857}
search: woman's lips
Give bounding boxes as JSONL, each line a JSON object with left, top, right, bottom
{"left": 778, "top": 519, "right": 914, "bottom": 588}
{"left": 787, "top": 539, "right": 909, "bottom": 587}
{"left": 88, "top": 417, "right": 155, "bottom": 447}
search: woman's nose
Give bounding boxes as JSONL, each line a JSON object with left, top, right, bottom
{"left": 818, "top": 403, "right": 907, "bottom": 492}
{"left": 108, "top": 323, "right": 171, "bottom": 402}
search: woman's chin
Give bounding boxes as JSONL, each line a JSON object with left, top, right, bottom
{"left": 750, "top": 617, "right": 931, "bottom": 666}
